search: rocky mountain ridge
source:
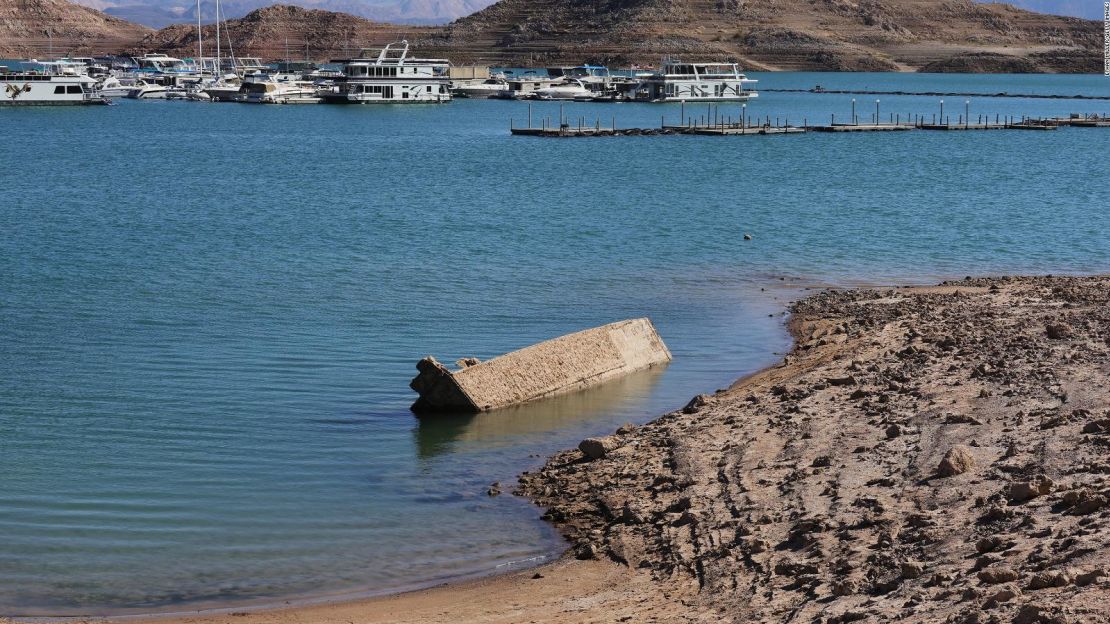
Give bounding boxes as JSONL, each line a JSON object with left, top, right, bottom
{"left": 1, "top": 0, "right": 1101, "bottom": 72}
{"left": 0, "top": 0, "right": 150, "bottom": 56}
{"left": 425, "top": 0, "right": 1102, "bottom": 71}
{"left": 132, "top": 4, "right": 431, "bottom": 59}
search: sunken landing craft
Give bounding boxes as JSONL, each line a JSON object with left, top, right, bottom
{"left": 409, "top": 318, "right": 672, "bottom": 414}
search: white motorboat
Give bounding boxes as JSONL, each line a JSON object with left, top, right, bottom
{"left": 125, "top": 79, "right": 170, "bottom": 99}
{"left": 97, "top": 75, "right": 140, "bottom": 98}
{"left": 451, "top": 76, "right": 508, "bottom": 98}
{"left": 203, "top": 78, "right": 242, "bottom": 101}
{"left": 533, "top": 79, "right": 594, "bottom": 101}
{"left": 237, "top": 75, "right": 320, "bottom": 103}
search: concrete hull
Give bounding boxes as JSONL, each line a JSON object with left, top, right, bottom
{"left": 410, "top": 318, "right": 672, "bottom": 414}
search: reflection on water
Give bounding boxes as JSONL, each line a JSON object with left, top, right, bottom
{"left": 414, "top": 365, "right": 668, "bottom": 458}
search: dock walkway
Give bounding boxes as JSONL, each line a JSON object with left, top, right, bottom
{"left": 509, "top": 117, "right": 1093, "bottom": 138}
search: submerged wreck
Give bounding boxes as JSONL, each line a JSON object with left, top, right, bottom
{"left": 409, "top": 318, "right": 672, "bottom": 414}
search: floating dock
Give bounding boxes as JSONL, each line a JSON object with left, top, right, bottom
{"left": 510, "top": 114, "right": 1106, "bottom": 138}
{"left": 811, "top": 123, "right": 912, "bottom": 132}
{"left": 916, "top": 122, "right": 1056, "bottom": 131}
{"left": 409, "top": 318, "right": 672, "bottom": 413}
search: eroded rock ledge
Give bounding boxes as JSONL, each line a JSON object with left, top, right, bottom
{"left": 518, "top": 275, "right": 1110, "bottom": 623}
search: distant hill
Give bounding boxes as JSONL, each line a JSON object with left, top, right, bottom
{"left": 87, "top": 0, "right": 489, "bottom": 27}
{"left": 422, "top": 0, "right": 1102, "bottom": 71}
{"left": 0, "top": 0, "right": 150, "bottom": 56}
{"left": 69, "top": 0, "right": 1106, "bottom": 30}
{"left": 135, "top": 4, "right": 433, "bottom": 58}
{"left": 1003, "top": 0, "right": 1102, "bottom": 20}
{"left": 2, "top": 0, "right": 1099, "bottom": 72}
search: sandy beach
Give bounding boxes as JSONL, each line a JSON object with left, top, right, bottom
{"left": 40, "top": 275, "right": 1110, "bottom": 624}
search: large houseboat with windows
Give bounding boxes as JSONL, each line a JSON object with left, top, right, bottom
{"left": 630, "top": 61, "right": 757, "bottom": 102}
{"left": 1, "top": 62, "right": 106, "bottom": 105}
{"left": 322, "top": 41, "right": 451, "bottom": 104}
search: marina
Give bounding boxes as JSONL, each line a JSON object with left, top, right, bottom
{"left": 2, "top": 47, "right": 766, "bottom": 106}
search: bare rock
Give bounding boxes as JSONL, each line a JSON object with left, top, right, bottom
{"left": 901, "top": 560, "right": 926, "bottom": 579}
{"left": 1081, "top": 419, "right": 1110, "bottom": 434}
{"left": 1074, "top": 568, "right": 1105, "bottom": 586}
{"left": 743, "top": 537, "right": 771, "bottom": 554}
{"left": 1027, "top": 570, "right": 1071, "bottom": 590}
{"left": 984, "top": 583, "right": 1020, "bottom": 605}
{"left": 578, "top": 437, "right": 616, "bottom": 461}
{"left": 1008, "top": 476, "right": 1054, "bottom": 504}
{"left": 1045, "top": 323, "right": 1072, "bottom": 340}
{"left": 937, "top": 446, "right": 975, "bottom": 477}
{"left": 1060, "top": 488, "right": 1108, "bottom": 515}
{"left": 1013, "top": 604, "right": 1068, "bottom": 624}
{"left": 574, "top": 541, "right": 598, "bottom": 560}
{"left": 977, "top": 536, "right": 1004, "bottom": 553}
{"left": 978, "top": 566, "right": 1019, "bottom": 584}
{"left": 683, "top": 394, "right": 711, "bottom": 414}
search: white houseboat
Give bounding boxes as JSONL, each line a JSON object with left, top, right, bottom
{"left": 323, "top": 41, "right": 451, "bottom": 104}
{"left": 1, "top": 62, "right": 106, "bottom": 105}
{"left": 630, "top": 61, "right": 757, "bottom": 102}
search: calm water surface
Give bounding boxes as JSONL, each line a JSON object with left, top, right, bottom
{"left": 1, "top": 72, "right": 1108, "bottom": 614}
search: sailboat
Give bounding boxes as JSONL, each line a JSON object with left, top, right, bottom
{"left": 200, "top": 0, "right": 243, "bottom": 101}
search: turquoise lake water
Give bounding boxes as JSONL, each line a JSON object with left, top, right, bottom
{"left": 1, "top": 72, "right": 1108, "bottom": 615}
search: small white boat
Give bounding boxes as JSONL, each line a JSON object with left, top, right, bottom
{"left": 97, "top": 76, "right": 140, "bottom": 98}
{"left": 533, "top": 79, "right": 594, "bottom": 101}
{"left": 237, "top": 75, "right": 319, "bottom": 104}
{"left": 451, "top": 76, "right": 508, "bottom": 98}
{"left": 203, "top": 78, "right": 242, "bottom": 102}
{"left": 125, "top": 79, "right": 170, "bottom": 99}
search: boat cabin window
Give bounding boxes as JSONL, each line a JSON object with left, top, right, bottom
{"left": 54, "top": 85, "right": 65, "bottom": 94}
{"left": 356, "top": 85, "right": 394, "bottom": 97}
{"left": 347, "top": 65, "right": 400, "bottom": 77}
{"left": 67, "top": 85, "right": 83, "bottom": 94}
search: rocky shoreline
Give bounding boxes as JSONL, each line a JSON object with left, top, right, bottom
{"left": 518, "top": 275, "right": 1110, "bottom": 623}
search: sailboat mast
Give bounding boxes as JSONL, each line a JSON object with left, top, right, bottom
{"left": 196, "top": 0, "right": 203, "bottom": 68}
{"left": 215, "top": 0, "right": 221, "bottom": 75}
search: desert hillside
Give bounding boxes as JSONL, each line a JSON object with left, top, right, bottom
{"left": 0, "top": 0, "right": 150, "bottom": 56}
{"left": 420, "top": 0, "right": 1101, "bottom": 71}
{"left": 1, "top": 0, "right": 1100, "bottom": 72}
{"left": 134, "top": 4, "right": 433, "bottom": 58}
